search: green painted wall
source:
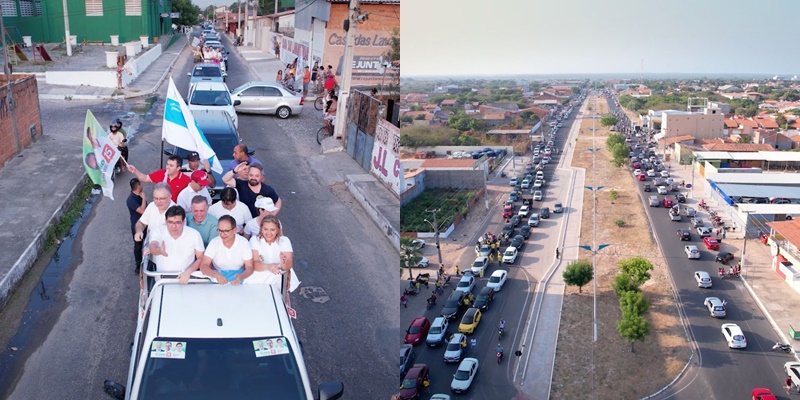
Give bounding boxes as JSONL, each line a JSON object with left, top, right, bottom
{"left": 2, "top": 0, "right": 172, "bottom": 44}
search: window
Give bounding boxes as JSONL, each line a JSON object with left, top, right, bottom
{"left": 240, "top": 87, "right": 263, "bottom": 97}
{"left": 19, "top": 0, "right": 32, "bottom": 16}
{"left": 85, "top": 0, "right": 102, "bottom": 16}
{"left": 124, "top": 0, "right": 141, "bottom": 16}
{"left": 1, "top": 0, "right": 17, "bottom": 16}
{"left": 263, "top": 87, "right": 282, "bottom": 97}
{"left": 34, "top": 0, "right": 40, "bottom": 14}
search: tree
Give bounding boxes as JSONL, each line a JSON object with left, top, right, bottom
{"left": 399, "top": 115, "right": 413, "bottom": 124}
{"left": 172, "top": 0, "right": 201, "bottom": 26}
{"left": 743, "top": 106, "right": 758, "bottom": 118}
{"left": 519, "top": 111, "right": 534, "bottom": 121}
{"left": 601, "top": 114, "right": 619, "bottom": 127}
{"left": 617, "top": 257, "right": 653, "bottom": 287}
{"left": 609, "top": 143, "right": 629, "bottom": 168}
{"left": 612, "top": 273, "right": 639, "bottom": 296}
{"left": 383, "top": 27, "right": 400, "bottom": 63}
{"left": 563, "top": 260, "right": 594, "bottom": 293}
{"left": 605, "top": 133, "right": 626, "bottom": 151}
{"left": 737, "top": 135, "right": 753, "bottom": 143}
{"left": 619, "top": 291, "right": 649, "bottom": 315}
{"left": 617, "top": 312, "right": 650, "bottom": 353}
{"left": 776, "top": 113, "right": 788, "bottom": 129}
{"left": 400, "top": 237, "right": 422, "bottom": 280}
{"left": 414, "top": 114, "right": 426, "bottom": 121}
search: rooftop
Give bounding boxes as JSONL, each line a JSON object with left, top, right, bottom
{"left": 767, "top": 220, "right": 800, "bottom": 246}
{"left": 695, "top": 151, "right": 800, "bottom": 162}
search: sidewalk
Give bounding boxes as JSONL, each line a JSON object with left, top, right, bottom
{"left": 663, "top": 154, "right": 800, "bottom": 355}
{"left": 11, "top": 33, "right": 187, "bottom": 100}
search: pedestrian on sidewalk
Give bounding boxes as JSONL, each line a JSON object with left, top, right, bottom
{"left": 556, "top": 247, "right": 560, "bottom": 259}
{"left": 786, "top": 376, "right": 792, "bottom": 395}
{"left": 273, "top": 40, "right": 280, "bottom": 58}
{"left": 400, "top": 295, "right": 407, "bottom": 308}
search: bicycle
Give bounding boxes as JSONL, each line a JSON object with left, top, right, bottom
{"left": 314, "top": 96, "right": 325, "bottom": 111}
{"left": 316, "top": 122, "right": 334, "bottom": 145}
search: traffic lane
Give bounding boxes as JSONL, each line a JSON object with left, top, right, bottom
{"left": 406, "top": 267, "right": 527, "bottom": 399}
{"left": 642, "top": 189, "right": 789, "bottom": 397}
{"left": 231, "top": 96, "right": 397, "bottom": 393}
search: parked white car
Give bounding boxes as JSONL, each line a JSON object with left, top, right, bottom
{"left": 533, "top": 191, "right": 543, "bottom": 201}
{"left": 443, "top": 333, "right": 466, "bottom": 363}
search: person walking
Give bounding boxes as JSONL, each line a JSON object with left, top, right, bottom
{"left": 470, "top": 338, "right": 477, "bottom": 355}
{"left": 126, "top": 178, "right": 147, "bottom": 274}
{"left": 401, "top": 295, "right": 407, "bottom": 308}
{"left": 454, "top": 265, "right": 460, "bottom": 276}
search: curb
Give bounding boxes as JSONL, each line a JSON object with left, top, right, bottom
{"left": 0, "top": 174, "right": 88, "bottom": 309}
{"left": 345, "top": 174, "right": 400, "bottom": 253}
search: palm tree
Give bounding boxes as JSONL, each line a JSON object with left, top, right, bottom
{"left": 400, "top": 237, "right": 422, "bottom": 280}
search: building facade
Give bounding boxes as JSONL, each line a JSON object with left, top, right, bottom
{"left": 661, "top": 108, "right": 725, "bottom": 140}
{"left": 1, "top": 0, "right": 171, "bottom": 44}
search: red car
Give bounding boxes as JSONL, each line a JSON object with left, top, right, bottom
{"left": 751, "top": 388, "right": 777, "bottom": 400}
{"left": 663, "top": 198, "right": 673, "bottom": 208}
{"left": 404, "top": 317, "right": 431, "bottom": 345}
{"left": 398, "top": 363, "right": 429, "bottom": 400}
{"left": 703, "top": 236, "right": 720, "bottom": 250}
{"left": 502, "top": 205, "right": 513, "bottom": 218}
{"left": 637, "top": 173, "right": 646, "bottom": 181}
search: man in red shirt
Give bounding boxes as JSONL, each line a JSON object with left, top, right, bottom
{"left": 127, "top": 155, "right": 191, "bottom": 203}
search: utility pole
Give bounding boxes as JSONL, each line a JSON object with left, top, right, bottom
{"left": 237, "top": 0, "right": 242, "bottom": 36}
{"left": 61, "top": 0, "right": 72, "bottom": 56}
{"left": 243, "top": 0, "right": 249, "bottom": 45}
{"left": 425, "top": 208, "right": 443, "bottom": 267}
{"left": 333, "top": 0, "right": 361, "bottom": 139}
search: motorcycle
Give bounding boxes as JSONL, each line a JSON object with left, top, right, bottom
{"left": 496, "top": 351, "right": 503, "bottom": 364}
{"left": 403, "top": 287, "right": 419, "bottom": 296}
{"left": 718, "top": 268, "right": 725, "bottom": 280}
{"left": 498, "top": 328, "right": 504, "bottom": 340}
{"left": 772, "top": 342, "right": 793, "bottom": 353}
{"left": 426, "top": 297, "right": 435, "bottom": 310}
{"left": 500, "top": 172, "right": 507, "bottom": 178}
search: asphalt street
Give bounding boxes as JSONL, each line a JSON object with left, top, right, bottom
{"left": 605, "top": 94, "right": 792, "bottom": 399}
{"left": 400, "top": 103, "right": 580, "bottom": 399}
{"left": 1, "top": 32, "right": 396, "bottom": 399}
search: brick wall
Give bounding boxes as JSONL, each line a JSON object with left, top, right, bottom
{"left": 0, "top": 74, "right": 43, "bottom": 169}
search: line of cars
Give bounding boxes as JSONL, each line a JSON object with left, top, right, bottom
{"left": 186, "top": 27, "right": 304, "bottom": 122}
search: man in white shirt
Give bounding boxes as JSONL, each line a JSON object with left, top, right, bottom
{"left": 177, "top": 170, "right": 212, "bottom": 212}
{"left": 134, "top": 183, "right": 176, "bottom": 243}
{"left": 147, "top": 206, "right": 205, "bottom": 283}
{"left": 208, "top": 187, "right": 251, "bottom": 233}
{"left": 200, "top": 215, "right": 254, "bottom": 285}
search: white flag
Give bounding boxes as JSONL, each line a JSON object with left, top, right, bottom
{"left": 162, "top": 77, "right": 223, "bottom": 174}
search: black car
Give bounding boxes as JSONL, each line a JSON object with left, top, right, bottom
{"left": 520, "top": 224, "right": 531, "bottom": 239}
{"left": 441, "top": 291, "right": 467, "bottom": 319}
{"left": 540, "top": 207, "right": 550, "bottom": 219}
{"left": 677, "top": 229, "right": 691, "bottom": 241}
{"left": 501, "top": 224, "right": 514, "bottom": 239}
{"left": 715, "top": 251, "right": 734, "bottom": 264}
{"left": 511, "top": 234, "right": 525, "bottom": 251}
{"left": 473, "top": 287, "right": 495, "bottom": 310}
{"left": 644, "top": 183, "right": 651, "bottom": 192}
{"left": 510, "top": 215, "right": 521, "bottom": 227}
{"left": 677, "top": 194, "right": 686, "bottom": 203}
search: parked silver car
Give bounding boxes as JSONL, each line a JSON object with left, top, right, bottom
{"left": 230, "top": 82, "right": 305, "bottom": 119}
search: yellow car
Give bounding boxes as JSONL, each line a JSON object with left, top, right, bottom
{"left": 458, "top": 308, "right": 482, "bottom": 334}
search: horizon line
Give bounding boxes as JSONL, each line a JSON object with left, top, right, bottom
{"left": 401, "top": 72, "right": 797, "bottom": 78}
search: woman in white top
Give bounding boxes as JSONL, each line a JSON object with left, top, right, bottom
{"left": 248, "top": 215, "right": 299, "bottom": 305}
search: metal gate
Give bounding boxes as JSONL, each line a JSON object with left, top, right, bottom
{"left": 344, "top": 90, "right": 381, "bottom": 172}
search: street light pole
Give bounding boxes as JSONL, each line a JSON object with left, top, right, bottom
{"left": 333, "top": 0, "right": 362, "bottom": 139}
{"left": 740, "top": 211, "right": 751, "bottom": 272}
{"left": 425, "top": 208, "right": 443, "bottom": 267}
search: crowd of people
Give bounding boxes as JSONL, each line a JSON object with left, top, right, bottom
{"left": 121, "top": 139, "right": 298, "bottom": 305}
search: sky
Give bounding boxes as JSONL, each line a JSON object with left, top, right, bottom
{"left": 401, "top": 0, "right": 800, "bottom": 77}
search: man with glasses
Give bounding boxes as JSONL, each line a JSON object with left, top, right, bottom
{"left": 187, "top": 195, "right": 218, "bottom": 247}
{"left": 134, "top": 183, "right": 176, "bottom": 262}
{"left": 200, "top": 215, "right": 254, "bottom": 285}
{"left": 127, "top": 155, "right": 191, "bottom": 203}
{"left": 147, "top": 206, "right": 205, "bottom": 283}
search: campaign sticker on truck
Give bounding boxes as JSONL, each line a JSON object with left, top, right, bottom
{"left": 253, "top": 337, "right": 290, "bottom": 358}
{"left": 150, "top": 341, "right": 186, "bottom": 359}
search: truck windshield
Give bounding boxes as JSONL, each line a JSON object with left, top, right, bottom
{"left": 137, "top": 336, "right": 309, "bottom": 400}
